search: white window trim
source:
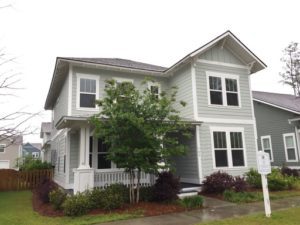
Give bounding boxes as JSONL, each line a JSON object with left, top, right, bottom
{"left": 0, "top": 160, "right": 10, "bottom": 168}
{"left": 210, "top": 126, "right": 247, "bottom": 169}
{"left": 76, "top": 73, "right": 100, "bottom": 111}
{"left": 206, "top": 71, "right": 241, "bottom": 108}
{"left": 283, "top": 133, "right": 298, "bottom": 162}
{"left": 260, "top": 135, "right": 274, "bottom": 162}
{"left": 147, "top": 81, "right": 161, "bottom": 98}
{"left": 0, "top": 144, "right": 6, "bottom": 154}
{"left": 113, "top": 77, "right": 134, "bottom": 84}
{"left": 32, "top": 152, "right": 39, "bottom": 158}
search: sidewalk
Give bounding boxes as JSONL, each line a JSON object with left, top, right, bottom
{"left": 99, "top": 196, "right": 300, "bottom": 225}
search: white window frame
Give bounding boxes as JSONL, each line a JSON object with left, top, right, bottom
{"left": 32, "top": 152, "right": 39, "bottom": 158}
{"left": 76, "top": 73, "right": 100, "bottom": 111}
{"left": 0, "top": 144, "right": 6, "bottom": 153}
{"left": 260, "top": 135, "right": 274, "bottom": 162}
{"left": 96, "top": 138, "right": 116, "bottom": 170}
{"left": 210, "top": 126, "right": 247, "bottom": 169}
{"left": 283, "top": 133, "right": 298, "bottom": 162}
{"left": 206, "top": 71, "right": 241, "bottom": 108}
{"left": 147, "top": 81, "right": 161, "bottom": 99}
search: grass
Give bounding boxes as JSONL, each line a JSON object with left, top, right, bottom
{"left": 223, "top": 189, "right": 300, "bottom": 203}
{"left": 0, "top": 191, "right": 141, "bottom": 225}
{"left": 198, "top": 207, "right": 300, "bottom": 225}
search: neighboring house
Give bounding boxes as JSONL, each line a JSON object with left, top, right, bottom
{"left": 44, "top": 30, "right": 266, "bottom": 193}
{"left": 40, "top": 122, "right": 52, "bottom": 163}
{"left": 253, "top": 91, "right": 300, "bottom": 168}
{"left": 22, "top": 143, "right": 42, "bottom": 159}
{"left": 0, "top": 136, "right": 23, "bottom": 169}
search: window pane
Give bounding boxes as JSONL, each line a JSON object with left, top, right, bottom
{"left": 89, "top": 154, "right": 92, "bottom": 167}
{"left": 80, "top": 79, "right": 86, "bottom": 92}
{"left": 98, "top": 139, "right": 108, "bottom": 153}
{"left": 213, "top": 132, "right": 226, "bottom": 148}
{"left": 227, "top": 93, "right": 239, "bottom": 106}
{"left": 80, "top": 93, "right": 96, "bottom": 108}
{"left": 230, "top": 132, "right": 243, "bottom": 148}
{"left": 209, "top": 76, "right": 222, "bottom": 90}
{"left": 151, "top": 86, "right": 159, "bottom": 94}
{"left": 97, "top": 154, "right": 111, "bottom": 169}
{"left": 210, "top": 91, "right": 223, "bottom": 105}
{"left": 80, "top": 78, "right": 96, "bottom": 93}
{"left": 263, "top": 138, "right": 270, "bottom": 149}
{"left": 215, "top": 150, "right": 228, "bottom": 167}
{"left": 225, "top": 79, "right": 237, "bottom": 92}
{"left": 89, "top": 137, "right": 93, "bottom": 153}
{"left": 232, "top": 150, "right": 245, "bottom": 166}
{"left": 0, "top": 147, "right": 4, "bottom": 152}
{"left": 264, "top": 149, "right": 272, "bottom": 161}
{"left": 287, "top": 148, "right": 296, "bottom": 160}
{"left": 285, "top": 136, "right": 294, "bottom": 148}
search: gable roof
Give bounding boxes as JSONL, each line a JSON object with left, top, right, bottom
{"left": 22, "top": 143, "right": 41, "bottom": 153}
{"left": 253, "top": 91, "right": 300, "bottom": 115}
{"left": 45, "top": 30, "right": 266, "bottom": 110}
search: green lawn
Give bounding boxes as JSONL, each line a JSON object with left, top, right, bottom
{"left": 0, "top": 191, "right": 140, "bottom": 225}
{"left": 199, "top": 207, "right": 300, "bottom": 225}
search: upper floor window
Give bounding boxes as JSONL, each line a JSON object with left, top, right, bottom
{"left": 283, "top": 133, "right": 298, "bottom": 162}
{"left": 0, "top": 144, "right": 5, "bottom": 153}
{"left": 148, "top": 82, "right": 161, "bottom": 99}
{"left": 261, "top": 135, "right": 273, "bottom": 162}
{"left": 77, "top": 74, "right": 99, "bottom": 109}
{"left": 32, "top": 152, "right": 39, "bottom": 158}
{"left": 211, "top": 127, "right": 245, "bottom": 168}
{"left": 207, "top": 72, "right": 240, "bottom": 107}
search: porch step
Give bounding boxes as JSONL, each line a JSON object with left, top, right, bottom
{"left": 180, "top": 186, "right": 202, "bottom": 193}
{"left": 177, "top": 191, "right": 198, "bottom": 199}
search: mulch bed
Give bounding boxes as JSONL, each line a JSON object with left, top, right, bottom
{"left": 32, "top": 191, "right": 185, "bottom": 217}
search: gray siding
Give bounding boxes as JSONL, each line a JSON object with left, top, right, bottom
{"left": 254, "top": 101, "right": 300, "bottom": 167}
{"left": 199, "top": 45, "right": 244, "bottom": 65}
{"left": 167, "top": 64, "right": 193, "bottom": 119}
{"left": 53, "top": 75, "right": 69, "bottom": 126}
{"left": 71, "top": 66, "right": 168, "bottom": 117}
{"left": 173, "top": 129, "right": 199, "bottom": 183}
{"left": 196, "top": 62, "right": 253, "bottom": 120}
{"left": 52, "top": 129, "right": 67, "bottom": 187}
{"left": 69, "top": 130, "right": 79, "bottom": 184}
{"left": 200, "top": 123, "right": 257, "bottom": 178}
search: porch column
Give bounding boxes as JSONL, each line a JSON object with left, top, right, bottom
{"left": 73, "top": 126, "right": 94, "bottom": 193}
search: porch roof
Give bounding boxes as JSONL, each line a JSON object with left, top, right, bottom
{"left": 56, "top": 116, "right": 202, "bottom": 130}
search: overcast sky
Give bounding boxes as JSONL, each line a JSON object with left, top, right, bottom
{"left": 1, "top": 0, "right": 299, "bottom": 143}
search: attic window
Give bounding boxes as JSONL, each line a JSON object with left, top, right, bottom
{"left": 0, "top": 144, "right": 6, "bottom": 153}
{"left": 77, "top": 73, "right": 99, "bottom": 109}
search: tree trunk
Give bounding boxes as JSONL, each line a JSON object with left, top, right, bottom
{"left": 136, "top": 169, "right": 141, "bottom": 203}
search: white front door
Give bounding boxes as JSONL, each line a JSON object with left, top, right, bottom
{"left": 0, "top": 160, "right": 9, "bottom": 169}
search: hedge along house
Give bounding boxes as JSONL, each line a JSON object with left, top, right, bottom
{"left": 253, "top": 91, "right": 300, "bottom": 168}
{"left": 44, "top": 31, "right": 266, "bottom": 193}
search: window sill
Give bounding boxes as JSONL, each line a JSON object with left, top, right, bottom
{"left": 75, "top": 107, "right": 99, "bottom": 112}
{"left": 208, "top": 104, "right": 241, "bottom": 109}
{"left": 213, "top": 166, "right": 248, "bottom": 170}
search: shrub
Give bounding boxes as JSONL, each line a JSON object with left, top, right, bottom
{"left": 36, "top": 178, "right": 58, "bottom": 203}
{"left": 245, "top": 168, "right": 261, "bottom": 188}
{"left": 88, "top": 188, "right": 105, "bottom": 209}
{"left": 223, "top": 190, "right": 263, "bottom": 203}
{"left": 18, "top": 156, "right": 53, "bottom": 171}
{"left": 139, "top": 186, "right": 154, "bottom": 202}
{"left": 281, "top": 166, "right": 299, "bottom": 177}
{"left": 268, "top": 169, "right": 288, "bottom": 191}
{"left": 100, "top": 184, "right": 127, "bottom": 210}
{"left": 232, "top": 176, "right": 248, "bottom": 192}
{"left": 202, "top": 171, "right": 234, "bottom": 194}
{"left": 179, "top": 195, "right": 203, "bottom": 209}
{"left": 49, "top": 188, "right": 67, "bottom": 210}
{"left": 62, "top": 193, "right": 90, "bottom": 217}
{"left": 153, "top": 171, "right": 180, "bottom": 202}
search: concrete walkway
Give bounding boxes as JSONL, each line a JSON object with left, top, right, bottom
{"left": 99, "top": 196, "right": 300, "bottom": 225}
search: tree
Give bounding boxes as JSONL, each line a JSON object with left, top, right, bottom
{"left": 90, "top": 79, "right": 191, "bottom": 203}
{"left": 279, "top": 42, "right": 300, "bottom": 96}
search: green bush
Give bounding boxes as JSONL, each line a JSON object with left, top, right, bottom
{"left": 268, "top": 169, "right": 289, "bottom": 191}
{"left": 87, "top": 188, "right": 105, "bottom": 209}
{"left": 245, "top": 168, "right": 261, "bottom": 188}
{"left": 62, "top": 193, "right": 90, "bottom": 217}
{"left": 139, "top": 186, "right": 154, "bottom": 202}
{"left": 49, "top": 188, "right": 67, "bottom": 210}
{"left": 18, "top": 156, "right": 53, "bottom": 171}
{"left": 179, "top": 195, "right": 203, "bottom": 209}
{"left": 100, "top": 184, "right": 127, "bottom": 210}
{"left": 223, "top": 190, "right": 263, "bottom": 203}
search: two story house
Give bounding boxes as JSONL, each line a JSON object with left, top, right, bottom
{"left": 44, "top": 31, "right": 266, "bottom": 193}
{"left": 0, "top": 136, "right": 23, "bottom": 169}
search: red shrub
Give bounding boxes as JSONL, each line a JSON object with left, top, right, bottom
{"left": 36, "top": 178, "right": 58, "bottom": 203}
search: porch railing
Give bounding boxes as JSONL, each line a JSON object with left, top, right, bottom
{"left": 94, "top": 169, "right": 155, "bottom": 188}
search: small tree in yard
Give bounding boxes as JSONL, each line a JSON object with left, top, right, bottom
{"left": 279, "top": 42, "right": 300, "bottom": 96}
{"left": 90, "top": 79, "right": 191, "bottom": 204}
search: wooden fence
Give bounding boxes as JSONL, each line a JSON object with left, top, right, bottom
{"left": 0, "top": 169, "right": 53, "bottom": 191}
